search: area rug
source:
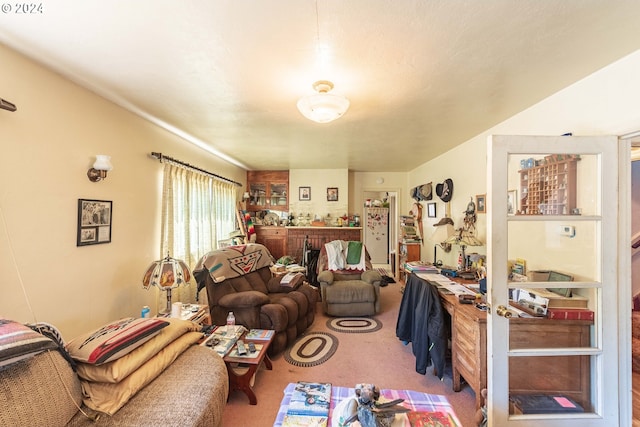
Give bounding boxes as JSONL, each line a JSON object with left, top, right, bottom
{"left": 326, "top": 317, "right": 382, "bottom": 334}
{"left": 284, "top": 332, "right": 338, "bottom": 367}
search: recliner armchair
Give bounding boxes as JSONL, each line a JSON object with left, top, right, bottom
{"left": 316, "top": 240, "right": 383, "bottom": 316}
{"left": 193, "top": 244, "right": 316, "bottom": 355}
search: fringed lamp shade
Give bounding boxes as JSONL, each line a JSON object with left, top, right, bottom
{"left": 142, "top": 254, "right": 191, "bottom": 314}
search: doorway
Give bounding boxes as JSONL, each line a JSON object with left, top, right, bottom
{"left": 363, "top": 190, "right": 398, "bottom": 271}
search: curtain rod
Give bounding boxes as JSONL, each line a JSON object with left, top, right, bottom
{"left": 149, "top": 152, "right": 243, "bottom": 187}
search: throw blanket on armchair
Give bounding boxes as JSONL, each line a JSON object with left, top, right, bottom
{"left": 323, "top": 240, "right": 366, "bottom": 272}
{"left": 194, "top": 243, "right": 274, "bottom": 284}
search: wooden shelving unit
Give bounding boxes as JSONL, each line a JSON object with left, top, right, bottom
{"left": 246, "top": 171, "right": 289, "bottom": 212}
{"left": 519, "top": 157, "right": 579, "bottom": 215}
{"left": 398, "top": 241, "right": 420, "bottom": 281}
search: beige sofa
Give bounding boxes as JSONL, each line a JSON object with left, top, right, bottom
{"left": 0, "top": 327, "right": 228, "bottom": 427}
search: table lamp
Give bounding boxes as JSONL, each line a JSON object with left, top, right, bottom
{"left": 142, "top": 253, "right": 191, "bottom": 315}
{"left": 443, "top": 228, "right": 483, "bottom": 270}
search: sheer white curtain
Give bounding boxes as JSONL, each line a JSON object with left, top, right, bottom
{"left": 158, "top": 162, "right": 237, "bottom": 308}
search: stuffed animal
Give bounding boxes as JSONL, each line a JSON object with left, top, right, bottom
{"left": 345, "top": 383, "right": 409, "bottom": 427}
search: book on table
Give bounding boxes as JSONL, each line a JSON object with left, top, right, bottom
{"left": 283, "top": 381, "right": 331, "bottom": 427}
{"left": 245, "top": 329, "right": 275, "bottom": 340}
{"left": 200, "top": 327, "right": 245, "bottom": 356}
{"left": 406, "top": 410, "right": 455, "bottom": 426}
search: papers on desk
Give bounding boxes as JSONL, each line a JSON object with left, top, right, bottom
{"left": 419, "top": 273, "right": 477, "bottom": 296}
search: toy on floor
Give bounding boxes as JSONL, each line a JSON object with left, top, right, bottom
{"left": 344, "top": 383, "right": 410, "bottom": 427}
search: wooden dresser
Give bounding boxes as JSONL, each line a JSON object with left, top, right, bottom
{"left": 418, "top": 275, "right": 592, "bottom": 410}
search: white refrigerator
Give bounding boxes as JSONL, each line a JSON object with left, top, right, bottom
{"left": 364, "top": 207, "right": 389, "bottom": 264}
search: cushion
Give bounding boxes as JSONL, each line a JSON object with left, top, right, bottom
{"left": 80, "top": 330, "right": 203, "bottom": 415}
{"left": 75, "top": 318, "right": 200, "bottom": 383}
{"left": 0, "top": 350, "right": 83, "bottom": 427}
{"left": 0, "top": 319, "right": 58, "bottom": 368}
{"left": 28, "top": 321, "right": 77, "bottom": 370}
{"left": 66, "top": 317, "right": 169, "bottom": 365}
{"left": 324, "top": 280, "right": 376, "bottom": 304}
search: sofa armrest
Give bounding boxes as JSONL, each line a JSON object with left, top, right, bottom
{"left": 361, "top": 270, "right": 383, "bottom": 285}
{"left": 219, "top": 291, "right": 269, "bottom": 308}
{"left": 296, "top": 282, "right": 319, "bottom": 306}
{"left": 317, "top": 270, "right": 334, "bottom": 285}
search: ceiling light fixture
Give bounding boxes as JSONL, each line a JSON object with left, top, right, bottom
{"left": 297, "top": 80, "right": 350, "bottom": 124}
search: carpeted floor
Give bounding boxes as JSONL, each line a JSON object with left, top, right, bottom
{"left": 221, "top": 280, "right": 477, "bottom": 427}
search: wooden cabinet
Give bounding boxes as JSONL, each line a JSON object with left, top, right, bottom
{"left": 246, "top": 171, "right": 289, "bottom": 212}
{"left": 254, "top": 226, "right": 287, "bottom": 260}
{"left": 518, "top": 157, "right": 579, "bottom": 215}
{"left": 398, "top": 241, "right": 420, "bottom": 281}
{"left": 439, "top": 279, "right": 592, "bottom": 411}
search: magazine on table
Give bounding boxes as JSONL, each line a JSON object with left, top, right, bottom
{"left": 201, "top": 326, "right": 245, "bottom": 356}
{"left": 283, "top": 381, "right": 332, "bottom": 426}
{"left": 245, "top": 329, "right": 275, "bottom": 340}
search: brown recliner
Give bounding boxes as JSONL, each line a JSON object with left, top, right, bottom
{"left": 193, "top": 244, "right": 316, "bottom": 355}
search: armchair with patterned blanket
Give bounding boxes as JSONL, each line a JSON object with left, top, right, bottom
{"left": 317, "top": 240, "right": 383, "bottom": 316}
{"left": 193, "top": 243, "right": 316, "bottom": 355}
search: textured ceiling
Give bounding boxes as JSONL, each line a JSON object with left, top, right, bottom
{"left": 1, "top": 0, "right": 640, "bottom": 171}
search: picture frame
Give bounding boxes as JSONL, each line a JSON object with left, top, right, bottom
{"left": 299, "top": 186, "right": 311, "bottom": 201}
{"left": 327, "top": 187, "right": 338, "bottom": 201}
{"left": 427, "top": 202, "right": 436, "bottom": 218}
{"left": 507, "top": 189, "right": 517, "bottom": 215}
{"left": 77, "top": 199, "right": 112, "bottom": 246}
{"left": 476, "top": 194, "right": 486, "bottom": 214}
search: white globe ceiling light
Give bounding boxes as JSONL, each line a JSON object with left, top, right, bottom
{"left": 297, "top": 80, "right": 350, "bottom": 124}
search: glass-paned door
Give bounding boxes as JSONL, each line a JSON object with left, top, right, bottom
{"left": 487, "top": 135, "right": 622, "bottom": 426}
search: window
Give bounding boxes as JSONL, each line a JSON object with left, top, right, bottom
{"left": 159, "top": 162, "right": 237, "bottom": 304}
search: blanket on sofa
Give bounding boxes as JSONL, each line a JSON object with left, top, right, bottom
{"left": 194, "top": 243, "right": 274, "bottom": 284}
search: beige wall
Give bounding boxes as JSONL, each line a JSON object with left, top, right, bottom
{"left": 410, "top": 49, "right": 640, "bottom": 268}
{"left": 289, "top": 169, "right": 349, "bottom": 222}
{"left": 0, "top": 44, "right": 246, "bottom": 339}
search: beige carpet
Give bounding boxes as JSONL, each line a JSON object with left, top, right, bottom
{"left": 222, "top": 281, "right": 477, "bottom": 427}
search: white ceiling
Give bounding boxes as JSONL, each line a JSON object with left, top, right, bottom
{"left": 1, "top": 0, "right": 640, "bottom": 172}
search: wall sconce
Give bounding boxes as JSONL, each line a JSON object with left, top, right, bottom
{"left": 87, "top": 155, "right": 113, "bottom": 182}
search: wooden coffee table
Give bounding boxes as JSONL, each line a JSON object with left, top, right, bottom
{"left": 223, "top": 331, "right": 274, "bottom": 405}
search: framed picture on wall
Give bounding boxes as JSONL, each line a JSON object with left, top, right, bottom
{"left": 427, "top": 202, "right": 436, "bottom": 218}
{"left": 299, "top": 186, "right": 311, "bottom": 201}
{"left": 476, "top": 194, "right": 486, "bottom": 214}
{"left": 77, "top": 199, "right": 112, "bottom": 246}
{"left": 327, "top": 187, "right": 338, "bottom": 201}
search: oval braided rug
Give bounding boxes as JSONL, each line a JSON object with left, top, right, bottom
{"left": 326, "top": 317, "right": 382, "bottom": 334}
{"left": 284, "top": 332, "right": 338, "bottom": 367}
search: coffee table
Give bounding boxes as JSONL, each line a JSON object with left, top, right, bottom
{"left": 223, "top": 331, "right": 274, "bottom": 405}
{"left": 273, "top": 383, "right": 462, "bottom": 426}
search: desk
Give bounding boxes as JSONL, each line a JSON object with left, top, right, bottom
{"left": 406, "top": 273, "right": 593, "bottom": 410}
